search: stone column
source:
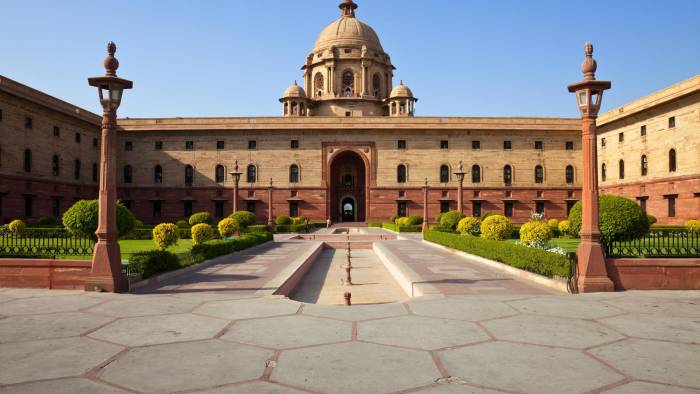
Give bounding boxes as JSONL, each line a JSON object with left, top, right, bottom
{"left": 454, "top": 162, "right": 466, "bottom": 215}
{"left": 267, "top": 178, "right": 274, "bottom": 228}
{"left": 422, "top": 178, "right": 429, "bottom": 233}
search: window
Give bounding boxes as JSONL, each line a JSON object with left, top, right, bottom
{"left": 52, "top": 198, "right": 60, "bottom": 219}
{"left": 184, "top": 201, "right": 193, "bottom": 217}
{"left": 669, "top": 117, "right": 676, "bottom": 128}
{"left": 536, "top": 201, "right": 545, "bottom": 215}
{"left": 397, "top": 202, "right": 407, "bottom": 217}
{"left": 52, "top": 155, "right": 60, "bottom": 176}
{"left": 216, "top": 141, "right": 225, "bottom": 150}
{"left": 640, "top": 198, "right": 647, "bottom": 213}
{"left": 440, "top": 140, "right": 449, "bottom": 150}
{"left": 24, "top": 195, "right": 33, "bottom": 217}
{"left": 24, "top": 116, "right": 32, "bottom": 129}
{"left": 185, "top": 165, "right": 194, "bottom": 186}
{"left": 24, "top": 149, "right": 31, "bottom": 172}
{"left": 152, "top": 201, "right": 162, "bottom": 218}
{"left": 74, "top": 159, "right": 81, "bottom": 180}
{"left": 503, "top": 140, "right": 512, "bottom": 150}
{"left": 314, "top": 73, "right": 324, "bottom": 97}
{"left": 641, "top": 125, "right": 647, "bottom": 136}
{"left": 248, "top": 140, "right": 257, "bottom": 150}
{"left": 440, "top": 201, "right": 450, "bottom": 213}
{"left": 185, "top": 141, "right": 194, "bottom": 150}
{"left": 566, "top": 165, "right": 575, "bottom": 184}
{"left": 289, "top": 201, "right": 299, "bottom": 217}
{"left": 504, "top": 201, "right": 513, "bottom": 218}
{"left": 601, "top": 138, "right": 606, "bottom": 147}
{"left": 503, "top": 165, "right": 513, "bottom": 186}
{"left": 534, "top": 141, "right": 543, "bottom": 150}
{"left": 473, "top": 202, "right": 482, "bottom": 218}
{"left": 246, "top": 201, "right": 256, "bottom": 214}
{"left": 372, "top": 73, "right": 382, "bottom": 97}
{"left": 566, "top": 201, "right": 576, "bottom": 216}
{"left": 342, "top": 71, "right": 354, "bottom": 96}
{"left": 534, "top": 165, "right": 544, "bottom": 184}
{"left": 601, "top": 163, "right": 607, "bottom": 182}
{"left": 669, "top": 149, "right": 677, "bottom": 172}
{"left": 668, "top": 197, "right": 676, "bottom": 217}
{"left": 566, "top": 141, "right": 574, "bottom": 150}
{"left": 247, "top": 164, "right": 256, "bottom": 183}
{"left": 397, "top": 164, "right": 407, "bottom": 183}
{"left": 472, "top": 140, "right": 481, "bottom": 150}
{"left": 93, "top": 137, "right": 98, "bottom": 148}
{"left": 123, "top": 165, "right": 132, "bottom": 183}
{"left": 75, "top": 133, "right": 81, "bottom": 143}
{"left": 471, "top": 165, "right": 481, "bottom": 183}
{"left": 397, "top": 140, "right": 406, "bottom": 150}
{"left": 289, "top": 164, "right": 300, "bottom": 183}
{"left": 291, "top": 140, "right": 299, "bottom": 149}
{"left": 125, "top": 141, "right": 133, "bottom": 151}
{"left": 215, "top": 165, "right": 225, "bottom": 183}
{"left": 618, "top": 132, "right": 624, "bottom": 142}
{"left": 0, "top": 109, "right": 3, "bottom": 122}
{"left": 53, "top": 126, "right": 60, "bottom": 137}
{"left": 641, "top": 155, "right": 648, "bottom": 176}
{"left": 439, "top": 165, "right": 450, "bottom": 183}
{"left": 154, "top": 165, "right": 163, "bottom": 184}
{"left": 122, "top": 200, "right": 131, "bottom": 210}
{"left": 345, "top": 111, "right": 352, "bottom": 117}
{"left": 619, "top": 160, "right": 625, "bottom": 179}
{"left": 155, "top": 141, "right": 163, "bottom": 150}
{"left": 215, "top": 201, "right": 224, "bottom": 219}
{"left": 92, "top": 162, "right": 98, "bottom": 182}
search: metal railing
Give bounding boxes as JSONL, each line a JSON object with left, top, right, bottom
{"left": 605, "top": 230, "right": 700, "bottom": 258}
{"left": 0, "top": 229, "right": 95, "bottom": 258}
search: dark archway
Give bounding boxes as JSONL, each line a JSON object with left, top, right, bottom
{"left": 330, "top": 150, "right": 367, "bottom": 222}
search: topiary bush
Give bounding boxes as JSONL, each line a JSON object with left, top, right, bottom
{"left": 396, "top": 217, "right": 410, "bottom": 226}
{"left": 568, "top": 195, "right": 650, "bottom": 243}
{"left": 176, "top": 220, "right": 190, "bottom": 228}
{"left": 229, "top": 211, "right": 257, "bottom": 228}
{"left": 218, "top": 218, "right": 239, "bottom": 238}
{"left": 129, "top": 250, "right": 180, "bottom": 279}
{"left": 62, "top": 200, "right": 135, "bottom": 238}
{"left": 457, "top": 217, "right": 480, "bottom": 236}
{"left": 519, "top": 220, "right": 554, "bottom": 247}
{"left": 558, "top": 220, "right": 571, "bottom": 236}
{"left": 440, "top": 211, "right": 465, "bottom": 230}
{"left": 389, "top": 215, "right": 398, "bottom": 224}
{"left": 8, "top": 219, "right": 26, "bottom": 234}
{"left": 291, "top": 216, "right": 307, "bottom": 226}
{"left": 407, "top": 216, "right": 423, "bottom": 226}
{"left": 480, "top": 215, "right": 512, "bottom": 241}
{"left": 189, "top": 212, "right": 212, "bottom": 226}
{"left": 37, "top": 215, "right": 56, "bottom": 226}
{"left": 152, "top": 223, "right": 180, "bottom": 250}
{"left": 482, "top": 212, "right": 500, "bottom": 220}
{"left": 191, "top": 223, "right": 214, "bottom": 245}
{"left": 685, "top": 220, "right": 700, "bottom": 233}
{"left": 275, "top": 215, "right": 292, "bottom": 225}
{"left": 547, "top": 218, "right": 559, "bottom": 234}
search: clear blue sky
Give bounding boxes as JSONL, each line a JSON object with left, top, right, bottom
{"left": 1, "top": 0, "right": 698, "bottom": 118}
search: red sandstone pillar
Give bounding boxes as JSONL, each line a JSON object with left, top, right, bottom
{"left": 231, "top": 161, "right": 241, "bottom": 213}
{"left": 267, "top": 178, "right": 274, "bottom": 228}
{"left": 454, "top": 161, "right": 466, "bottom": 215}
{"left": 422, "top": 178, "right": 429, "bottom": 233}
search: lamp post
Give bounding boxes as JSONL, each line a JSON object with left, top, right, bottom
{"left": 567, "top": 42, "right": 614, "bottom": 293}
{"left": 454, "top": 160, "right": 466, "bottom": 214}
{"left": 422, "top": 177, "right": 429, "bottom": 233}
{"left": 267, "top": 178, "right": 274, "bottom": 228}
{"left": 85, "top": 42, "right": 133, "bottom": 293}
{"left": 230, "top": 160, "right": 242, "bottom": 212}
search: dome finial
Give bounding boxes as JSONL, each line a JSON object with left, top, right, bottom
{"left": 339, "top": 0, "right": 358, "bottom": 18}
{"left": 581, "top": 42, "right": 597, "bottom": 81}
{"left": 103, "top": 41, "right": 119, "bottom": 77}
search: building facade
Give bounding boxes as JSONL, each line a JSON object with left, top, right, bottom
{"left": 0, "top": 0, "right": 697, "bottom": 226}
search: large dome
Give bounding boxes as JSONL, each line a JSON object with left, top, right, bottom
{"left": 313, "top": 1, "right": 384, "bottom": 53}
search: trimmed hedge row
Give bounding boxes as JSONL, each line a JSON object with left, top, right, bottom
{"left": 424, "top": 229, "right": 570, "bottom": 278}
{"left": 381, "top": 223, "right": 422, "bottom": 233}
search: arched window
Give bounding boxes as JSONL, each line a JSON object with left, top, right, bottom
{"left": 534, "top": 165, "right": 544, "bottom": 184}
{"left": 566, "top": 165, "right": 574, "bottom": 185}
{"left": 185, "top": 165, "right": 193, "bottom": 186}
{"left": 314, "top": 73, "right": 324, "bottom": 97}
{"left": 123, "top": 165, "right": 132, "bottom": 184}
{"left": 503, "top": 165, "right": 513, "bottom": 186}
{"left": 439, "top": 165, "right": 450, "bottom": 183}
{"left": 372, "top": 73, "right": 382, "bottom": 97}
{"left": 619, "top": 160, "right": 625, "bottom": 179}
{"left": 215, "top": 165, "right": 225, "bottom": 183}
{"left": 391, "top": 102, "right": 397, "bottom": 115}
{"left": 601, "top": 163, "right": 607, "bottom": 182}
{"left": 342, "top": 71, "right": 354, "bottom": 97}
{"left": 154, "top": 165, "right": 163, "bottom": 184}
{"left": 289, "top": 164, "right": 299, "bottom": 183}
{"left": 74, "top": 159, "right": 81, "bottom": 180}
{"left": 283, "top": 102, "right": 288, "bottom": 115}
{"left": 397, "top": 164, "right": 407, "bottom": 183}
{"left": 52, "top": 155, "right": 60, "bottom": 176}
{"left": 669, "top": 149, "right": 677, "bottom": 172}
{"left": 471, "top": 165, "right": 481, "bottom": 183}
{"left": 641, "top": 155, "right": 648, "bottom": 176}
{"left": 247, "top": 164, "right": 257, "bottom": 183}
{"left": 23, "top": 149, "right": 31, "bottom": 172}
{"left": 92, "top": 162, "right": 98, "bottom": 182}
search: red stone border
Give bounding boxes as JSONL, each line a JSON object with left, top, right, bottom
{"left": 606, "top": 258, "right": 700, "bottom": 290}
{"left": 0, "top": 259, "right": 91, "bottom": 289}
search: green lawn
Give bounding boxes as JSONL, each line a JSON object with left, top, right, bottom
{"left": 63, "top": 239, "right": 194, "bottom": 260}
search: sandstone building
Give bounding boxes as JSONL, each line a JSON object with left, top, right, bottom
{"left": 0, "top": 0, "right": 697, "bottom": 225}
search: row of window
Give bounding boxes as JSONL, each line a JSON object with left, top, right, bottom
{"left": 10, "top": 114, "right": 98, "bottom": 146}
{"left": 123, "top": 164, "right": 301, "bottom": 185}
{"left": 398, "top": 140, "right": 574, "bottom": 151}
{"left": 424, "top": 164, "right": 575, "bottom": 185}
{"left": 602, "top": 116, "right": 677, "bottom": 147}
{"left": 601, "top": 149, "right": 677, "bottom": 181}
{"left": 22, "top": 150, "right": 98, "bottom": 181}
{"left": 124, "top": 140, "right": 302, "bottom": 152}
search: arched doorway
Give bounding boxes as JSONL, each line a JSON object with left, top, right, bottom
{"left": 329, "top": 150, "right": 367, "bottom": 222}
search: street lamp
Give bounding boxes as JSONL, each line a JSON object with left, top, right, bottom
{"left": 85, "top": 42, "right": 133, "bottom": 293}
{"left": 453, "top": 160, "right": 467, "bottom": 214}
{"left": 422, "top": 178, "right": 429, "bottom": 233}
{"left": 267, "top": 178, "right": 274, "bottom": 228}
{"left": 230, "top": 160, "right": 242, "bottom": 212}
{"left": 567, "top": 42, "right": 613, "bottom": 293}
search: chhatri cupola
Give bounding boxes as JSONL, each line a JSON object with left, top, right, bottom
{"left": 280, "top": 0, "right": 417, "bottom": 117}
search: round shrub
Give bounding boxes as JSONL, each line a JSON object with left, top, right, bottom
{"left": 176, "top": 220, "right": 190, "bottom": 228}
{"left": 520, "top": 220, "right": 554, "bottom": 247}
{"left": 291, "top": 216, "right": 307, "bottom": 226}
{"left": 229, "top": 211, "right": 257, "bottom": 228}
{"left": 396, "top": 217, "right": 410, "bottom": 226}
{"left": 407, "top": 216, "right": 423, "bottom": 226}
{"left": 482, "top": 212, "right": 500, "bottom": 220}
{"left": 435, "top": 213, "right": 443, "bottom": 225}
{"left": 647, "top": 215, "right": 657, "bottom": 226}
{"left": 218, "top": 218, "right": 239, "bottom": 238}
{"left": 480, "top": 215, "right": 512, "bottom": 241}
{"left": 152, "top": 223, "right": 179, "bottom": 250}
{"left": 547, "top": 218, "right": 559, "bottom": 233}
{"left": 37, "top": 215, "right": 56, "bottom": 226}
{"left": 8, "top": 219, "right": 26, "bottom": 234}
{"left": 191, "top": 223, "right": 214, "bottom": 245}
{"left": 389, "top": 215, "right": 398, "bottom": 224}
{"left": 685, "top": 220, "right": 700, "bottom": 233}
{"left": 558, "top": 220, "right": 571, "bottom": 235}
{"left": 440, "top": 211, "right": 466, "bottom": 230}
{"left": 62, "top": 200, "right": 135, "bottom": 238}
{"left": 275, "top": 215, "right": 292, "bottom": 225}
{"left": 457, "top": 217, "right": 480, "bottom": 236}
{"left": 189, "top": 212, "right": 212, "bottom": 226}
{"left": 568, "top": 195, "right": 650, "bottom": 243}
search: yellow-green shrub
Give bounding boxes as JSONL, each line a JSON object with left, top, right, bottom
{"left": 8, "top": 219, "right": 26, "bottom": 234}
{"left": 218, "top": 218, "right": 239, "bottom": 238}
{"left": 520, "top": 220, "right": 553, "bottom": 246}
{"left": 547, "top": 218, "right": 559, "bottom": 233}
{"left": 480, "top": 215, "right": 512, "bottom": 241}
{"left": 291, "top": 216, "right": 307, "bottom": 226}
{"left": 191, "top": 223, "right": 214, "bottom": 245}
{"left": 685, "top": 220, "right": 700, "bottom": 233}
{"left": 457, "top": 217, "right": 480, "bottom": 236}
{"left": 558, "top": 220, "right": 571, "bottom": 235}
{"left": 152, "top": 223, "right": 179, "bottom": 250}
{"left": 396, "top": 217, "right": 410, "bottom": 226}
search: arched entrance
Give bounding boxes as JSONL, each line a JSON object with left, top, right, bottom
{"left": 329, "top": 150, "right": 367, "bottom": 222}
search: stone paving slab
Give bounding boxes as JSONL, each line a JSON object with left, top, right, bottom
{"left": 0, "top": 378, "right": 132, "bottom": 394}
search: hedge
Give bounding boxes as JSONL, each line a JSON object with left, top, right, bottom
{"left": 424, "top": 229, "right": 570, "bottom": 278}
{"left": 380, "top": 223, "right": 422, "bottom": 233}
{"left": 121, "top": 228, "right": 197, "bottom": 240}
{"left": 244, "top": 225, "right": 270, "bottom": 234}
{"left": 191, "top": 232, "right": 273, "bottom": 261}
{"left": 368, "top": 222, "right": 382, "bottom": 228}
{"left": 275, "top": 224, "right": 307, "bottom": 233}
